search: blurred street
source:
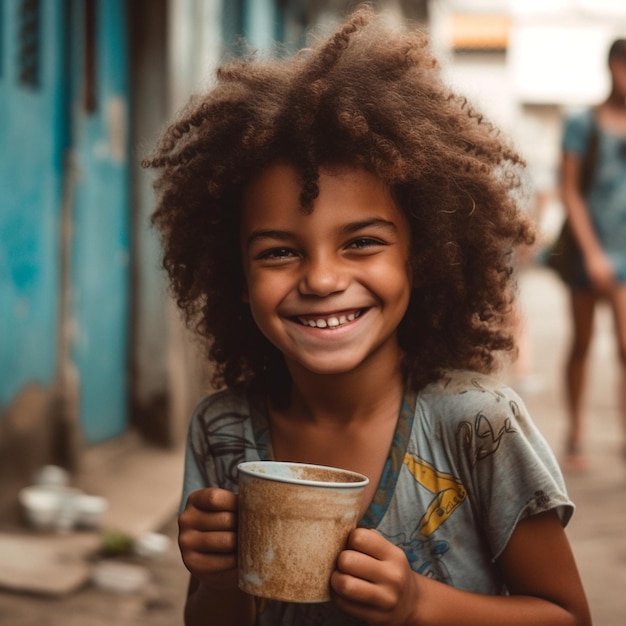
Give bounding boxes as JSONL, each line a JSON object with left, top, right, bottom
{"left": 0, "top": 514, "right": 188, "bottom": 626}
{"left": 0, "top": 264, "right": 625, "bottom": 625}
{"left": 2, "top": 2, "right": 626, "bottom": 625}
{"left": 515, "top": 266, "right": 626, "bottom": 626}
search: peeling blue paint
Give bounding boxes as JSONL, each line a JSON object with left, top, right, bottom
{"left": 0, "top": 2, "right": 64, "bottom": 402}
{"left": 0, "top": 0, "right": 130, "bottom": 444}
{"left": 67, "top": 0, "right": 130, "bottom": 442}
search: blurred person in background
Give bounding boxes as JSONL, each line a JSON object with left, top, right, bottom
{"left": 559, "top": 38, "right": 626, "bottom": 470}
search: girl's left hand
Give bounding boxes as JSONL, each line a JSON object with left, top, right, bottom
{"left": 331, "top": 528, "right": 420, "bottom": 626}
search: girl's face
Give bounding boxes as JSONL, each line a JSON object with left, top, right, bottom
{"left": 239, "top": 161, "right": 413, "bottom": 378}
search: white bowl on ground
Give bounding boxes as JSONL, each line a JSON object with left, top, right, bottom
{"left": 18, "top": 485, "right": 81, "bottom": 531}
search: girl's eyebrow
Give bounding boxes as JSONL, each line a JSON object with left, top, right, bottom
{"left": 245, "top": 218, "right": 398, "bottom": 250}
{"left": 340, "top": 218, "right": 398, "bottom": 235}
{"left": 245, "top": 229, "right": 293, "bottom": 250}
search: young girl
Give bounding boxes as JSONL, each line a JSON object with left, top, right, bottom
{"left": 559, "top": 38, "right": 626, "bottom": 471}
{"left": 145, "top": 7, "right": 591, "bottom": 626}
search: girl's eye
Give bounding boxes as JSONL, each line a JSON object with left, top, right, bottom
{"left": 347, "top": 237, "right": 386, "bottom": 250}
{"left": 258, "top": 247, "right": 297, "bottom": 261}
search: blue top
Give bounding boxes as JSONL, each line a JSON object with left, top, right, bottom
{"left": 180, "top": 370, "right": 573, "bottom": 625}
{"left": 562, "top": 108, "right": 626, "bottom": 283}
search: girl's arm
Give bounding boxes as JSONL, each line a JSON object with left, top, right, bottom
{"left": 331, "top": 510, "right": 591, "bottom": 626}
{"left": 561, "top": 150, "right": 615, "bottom": 291}
{"left": 179, "top": 488, "right": 256, "bottom": 626}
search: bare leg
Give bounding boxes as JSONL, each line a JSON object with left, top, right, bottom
{"left": 564, "top": 289, "right": 597, "bottom": 469}
{"left": 606, "top": 284, "right": 626, "bottom": 457}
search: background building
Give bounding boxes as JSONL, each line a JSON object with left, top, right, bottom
{"left": 430, "top": 0, "right": 626, "bottom": 216}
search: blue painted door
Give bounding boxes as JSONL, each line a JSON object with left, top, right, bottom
{"left": 67, "top": 0, "right": 130, "bottom": 442}
{"left": 0, "top": 3, "right": 65, "bottom": 405}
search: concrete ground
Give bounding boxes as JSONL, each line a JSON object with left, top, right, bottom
{"left": 0, "top": 435, "right": 189, "bottom": 625}
{"left": 0, "top": 265, "right": 624, "bottom": 625}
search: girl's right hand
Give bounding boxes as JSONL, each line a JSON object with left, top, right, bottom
{"left": 178, "top": 487, "right": 239, "bottom": 589}
{"left": 585, "top": 248, "right": 616, "bottom": 293}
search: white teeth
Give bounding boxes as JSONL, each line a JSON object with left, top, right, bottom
{"left": 299, "top": 311, "right": 361, "bottom": 328}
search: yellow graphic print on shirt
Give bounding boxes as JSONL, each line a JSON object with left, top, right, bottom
{"left": 403, "top": 454, "right": 467, "bottom": 537}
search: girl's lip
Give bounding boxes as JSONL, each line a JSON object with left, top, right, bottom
{"left": 292, "top": 308, "right": 366, "bottom": 329}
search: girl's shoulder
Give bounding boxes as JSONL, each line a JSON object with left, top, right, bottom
{"left": 189, "top": 383, "right": 253, "bottom": 432}
{"left": 416, "top": 369, "right": 527, "bottom": 430}
{"left": 564, "top": 107, "right": 594, "bottom": 128}
{"left": 420, "top": 368, "right": 516, "bottom": 400}
{"left": 562, "top": 107, "right": 596, "bottom": 153}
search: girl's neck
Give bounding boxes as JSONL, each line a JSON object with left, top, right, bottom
{"left": 597, "top": 93, "right": 626, "bottom": 133}
{"left": 604, "top": 89, "right": 626, "bottom": 111}
{"left": 283, "top": 352, "right": 405, "bottom": 426}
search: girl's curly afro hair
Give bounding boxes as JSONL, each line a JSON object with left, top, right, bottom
{"left": 143, "top": 6, "right": 535, "bottom": 394}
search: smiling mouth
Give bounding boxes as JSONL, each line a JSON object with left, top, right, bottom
{"left": 296, "top": 309, "right": 364, "bottom": 329}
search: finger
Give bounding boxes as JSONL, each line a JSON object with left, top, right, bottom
{"left": 186, "top": 487, "right": 238, "bottom": 513}
{"left": 183, "top": 549, "right": 237, "bottom": 571}
{"left": 336, "top": 548, "right": 381, "bottom": 583}
{"left": 178, "top": 508, "right": 237, "bottom": 533}
{"left": 331, "top": 568, "right": 382, "bottom": 607}
{"left": 347, "top": 527, "right": 390, "bottom": 560}
{"left": 182, "top": 550, "right": 238, "bottom": 580}
{"left": 179, "top": 528, "right": 237, "bottom": 555}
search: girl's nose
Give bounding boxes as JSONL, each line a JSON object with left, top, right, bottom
{"left": 299, "top": 255, "right": 348, "bottom": 296}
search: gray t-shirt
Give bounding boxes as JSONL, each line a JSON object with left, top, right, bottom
{"left": 180, "top": 369, "right": 573, "bottom": 625}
